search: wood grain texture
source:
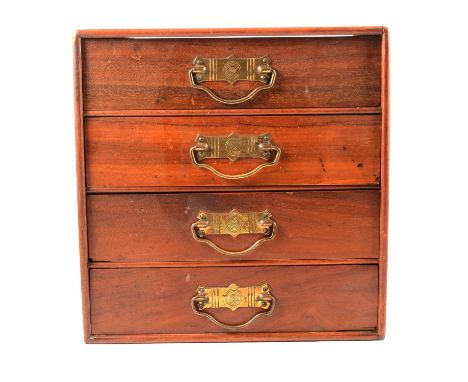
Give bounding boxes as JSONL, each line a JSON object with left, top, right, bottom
{"left": 378, "top": 27, "right": 390, "bottom": 339}
{"left": 77, "top": 27, "right": 385, "bottom": 38}
{"left": 73, "top": 33, "right": 91, "bottom": 341}
{"left": 84, "top": 106, "right": 382, "bottom": 117}
{"left": 85, "top": 114, "right": 381, "bottom": 188}
{"left": 90, "top": 265, "right": 378, "bottom": 335}
{"left": 74, "top": 27, "right": 389, "bottom": 343}
{"left": 87, "top": 190, "right": 380, "bottom": 262}
{"left": 88, "top": 331, "right": 379, "bottom": 343}
{"left": 82, "top": 36, "right": 381, "bottom": 111}
{"left": 87, "top": 184, "right": 379, "bottom": 194}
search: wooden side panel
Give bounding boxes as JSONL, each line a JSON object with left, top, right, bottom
{"left": 378, "top": 27, "right": 390, "bottom": 339}
{"left": 74, "top": 34, "right": 92, "bottom": 341}
{"left": 90, "top": 265, "right": 378, "bottom": 334}
{"left": 85, "top": 114, "right": 381, "bottom": 188}
{"left": 82, "top": 36, "right": 381, "bottom": 111}
{"left": 87, "top": 191, "right": 380, "bottom": 262}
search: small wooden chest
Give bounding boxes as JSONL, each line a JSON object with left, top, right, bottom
{"left": 74, "top": 27, "right": 389, "bottom": 343}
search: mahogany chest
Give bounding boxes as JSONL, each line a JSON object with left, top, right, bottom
{"left": 74, "top": 27, "right": 389, "bottom": 343}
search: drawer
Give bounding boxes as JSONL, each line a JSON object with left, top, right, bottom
{"left": 82, "top": 35, "right": 381, "bottom": 111}
{"left": 90, "top": 265, "right": 378, "bottom": 334}
{"left": 85, "top": 114, "right": 381, "bottom": 189}
{"left": 87, "top": 190, "right": 380, "bottom": 262}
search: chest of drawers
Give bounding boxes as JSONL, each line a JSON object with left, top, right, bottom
{"left": 74, "top": 27, "right": 389, "bottom": 343}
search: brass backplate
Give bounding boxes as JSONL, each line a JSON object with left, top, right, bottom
{"left": 191, "top": 55, "right": 273, "bottom": 85}
{"left": 193, "top": 283, "right": 272, "bottom": 311}
{"left": 194, "top": 132, "right": 273, "bottom": 162}
{"left": 193, "top": 209, "right": 273, "bottom": 238}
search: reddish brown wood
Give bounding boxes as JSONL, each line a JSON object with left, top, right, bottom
{"left": 84, "top": 106, "right": 382, "bottom": 117}
{"left": 90, "top": 265, "right": 378, "bottom": 335}
{"left": 88, "top": 259, "right": 380, "bottom": 268}
{"left": 89, "top": 331, "right": 379, "bottom": 343}
{"left": 87, "top": 191, "right": 380, "bottom": 262}
{"left": 87, "top": 184, "right": 379, "bottom": 194}
{"left": 74, "top": 27, "right": 389, "bottom": 343}
{"left": 82, "top": 36, "right": 381, "bottom": 111}
{"left": 74, "top": 33, "right": 91, "bottom": 341}
{"left": 85, "top": 114, "right": 381, "bottom": 188}
{"left": 77, "top": 27, "right": 384, "bottom": 38}
{"left": 378, "top": 27, "right": 390, "bottom": 339}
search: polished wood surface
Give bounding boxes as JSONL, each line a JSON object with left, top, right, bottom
{"left": 87, "top": 184, "right": 379, "bottom": 194}
{"left": 74, "top": 34, "right": 91, "bottom": 340}
{"left": 90, "top": 265, "right": 378, "bottom": 334}
{"left": 74, "top": 27, "right": 389, "bottom": 343}
{"left": 82, "top": 36, "right": 381, "bottom": 111}
{"left": 84, "top": 106, "right": 382, "bottom": 117}
{"left": 88, "top": 331, "right": 379, "bottom": 343}
{"left": 378, "top": 27, "right": 390, "bottom": 339}
{"left": 85, "top": 114, "right": 381, "bottom": 188}
{"left": 77, "top": 27, "right": 385, "bottom": 38}
{"left": 87, "top": 190, "right": 380, "bottom": 262}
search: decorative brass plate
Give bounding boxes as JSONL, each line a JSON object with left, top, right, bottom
{"left": 193, "top": 209, "right": 273, "bottom": 238}
{"left": 191, "top": 209, "right": 277, "bottom": 256}
{"left": 191, "top": 283, "right": 275, "bottom": 330}
{"left": 191, "top": 55, "right": 273, "bottom": 85}
{"left": 188, "top": 55, "right": 277, "bottom": 104}
{"left": 194, "top": 132, "right": 272, "bottom": 162}
{"left": 190, "top": 133, "right": 281, "bottom": 179}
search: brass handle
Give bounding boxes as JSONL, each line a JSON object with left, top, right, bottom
{"left": 189, "top": 55, "right": 276, "bottom": 104}
{"left": 189, "top": 132, "right": 281, "bottom": 180}
{"left": 191, "top": 209, "right": 277, "bottom": 256}
{"left": 191, "top": 283, "right": 275, "bottom": 330}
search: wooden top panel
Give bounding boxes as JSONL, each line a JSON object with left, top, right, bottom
{"left": 81, "top": 35, "right": 381, "bottom": 111}
{"left": 77, "top": 27, "right": 384, "bottom": 38}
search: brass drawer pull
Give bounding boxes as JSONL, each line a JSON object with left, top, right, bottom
{"left": 191, "top": 209, "right": 276, "bottom": 256}
{"left": 189, "top": 132, "right": 281, "bottom": 180}
{"left": 189, "top": 55, "right": 276, "bottom": 104}
{"left": 191, "top": 283, "right": 275, "bottom": 330}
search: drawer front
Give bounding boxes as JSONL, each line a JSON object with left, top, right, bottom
{"left": 87, "top": 191, "right": 380, "bottom": 262}
{"left": 85, "top": 114, "right": 381, "bottom": 188}
{"left": 82, "top": 36, "right": 381, "bottom": 111}
{"left": 90, "top": 265, "right": 378, "bottom": 334}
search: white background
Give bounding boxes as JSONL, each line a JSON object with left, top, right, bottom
{"left": 1, "top": 0, "right": 467, "bottom": 380}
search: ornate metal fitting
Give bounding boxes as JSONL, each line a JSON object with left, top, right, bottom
{"left": 194, "top": 283, "right": 273, "bottom": 311}
{"left": 194, "top": 209, "right": 273, "bottom": 238}
{"left": 191, "top": 283, "right": 276, "bottom": 329}
{"left": 194, "top": 132, "right": 273, "bottom": 162}
{"left": 189, "top": 132, "right": 281, "bottom": 180}
{"left": 191, "top": 208, "right": 277, "bottom": 256}
{"left": 192, "top": 55, "right": 273, "bottom": 85}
